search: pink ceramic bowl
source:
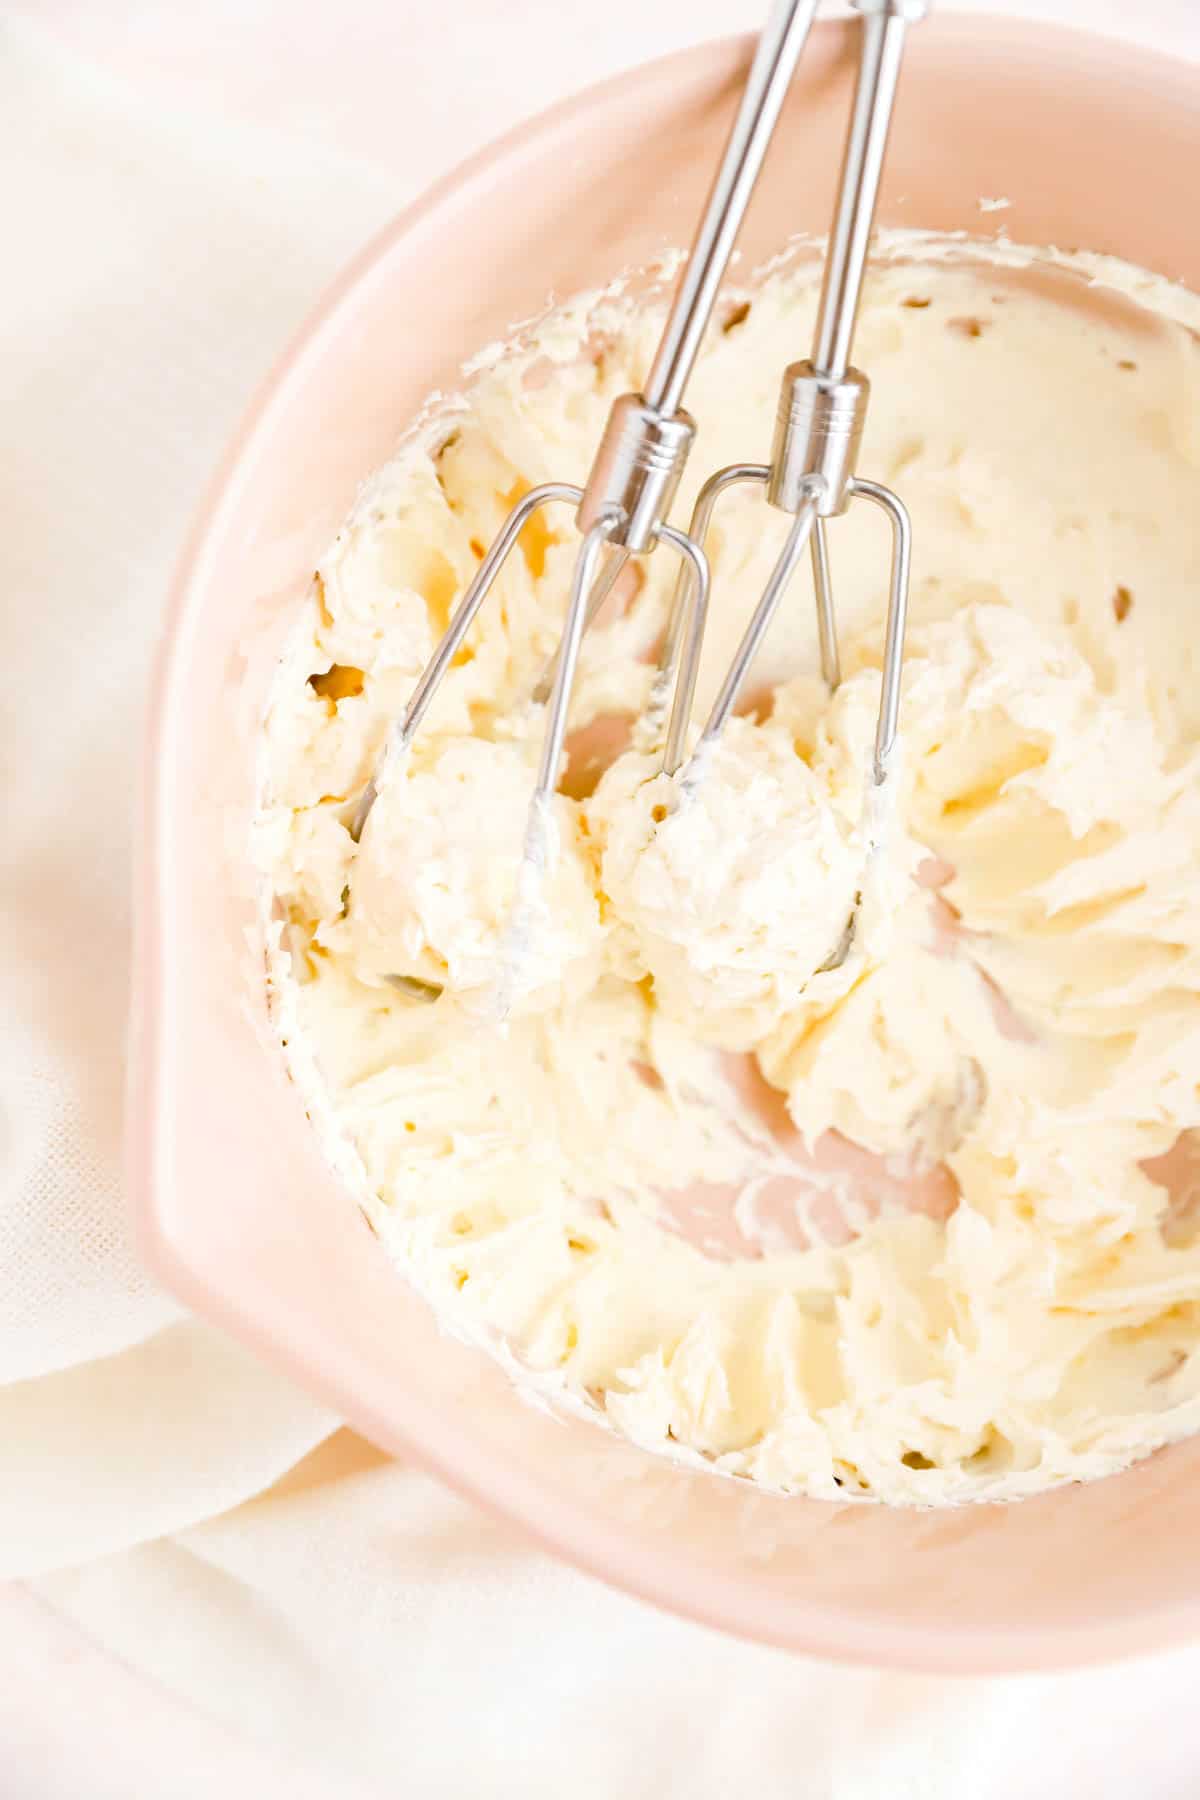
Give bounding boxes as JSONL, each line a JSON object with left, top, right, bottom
{"left": 132, "top": 16, "right": 1200, "bottom": 1673}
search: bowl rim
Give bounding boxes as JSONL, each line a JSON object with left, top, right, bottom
{"left": 133, "top": 11, "right": 1200, "bottom": 1675}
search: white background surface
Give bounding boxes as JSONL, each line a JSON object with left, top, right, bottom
{"left": 5, "top": 1, "right": 1200, "bottom": 1795}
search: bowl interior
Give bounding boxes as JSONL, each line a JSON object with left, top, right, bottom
{"left": 134, "top": 15, "right": 1200, "bottom": 1671}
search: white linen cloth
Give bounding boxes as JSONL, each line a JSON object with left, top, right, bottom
{"left": 4, "top": 2, "right": 1199, "bottom": 1793}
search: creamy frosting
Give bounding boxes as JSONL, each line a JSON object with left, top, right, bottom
{"left": 258, "top": 239, "right": 1200, "bottom": 1505}
{"left": 589, "top": 723, "right": 880, "bottom": 1050}
{"left": 351, "top": 737, "right": 605, "bottom": 1010}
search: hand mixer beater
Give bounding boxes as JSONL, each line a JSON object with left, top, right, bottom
{"left": 351, "top": 0, "right": 928, "bottom": 1006}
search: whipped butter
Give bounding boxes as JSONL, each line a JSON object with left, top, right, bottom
{"left": 257, "top": 238, "right": 1200, "bottom": 1504}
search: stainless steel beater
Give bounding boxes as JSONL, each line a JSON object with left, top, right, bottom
{"left": 661, "top": 0, "right": 925, "bottom": 797}
{"left": 350, "top": 0, "right": 927, "bottom": 1005}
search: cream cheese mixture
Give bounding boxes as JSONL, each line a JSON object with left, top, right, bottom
{"left": 257, "top": 237, "right": 1200, "bottom": 1505}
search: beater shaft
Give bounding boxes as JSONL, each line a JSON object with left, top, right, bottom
{"left": 812, "top": 0, "right": 927, "bottom": 386}
{"left": 640, "top": 0, "right": 823, "bottom": 421}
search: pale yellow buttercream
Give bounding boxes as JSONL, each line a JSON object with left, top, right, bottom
{"left": 258, "top": 241, "right": 1200, "bottom": 1504}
